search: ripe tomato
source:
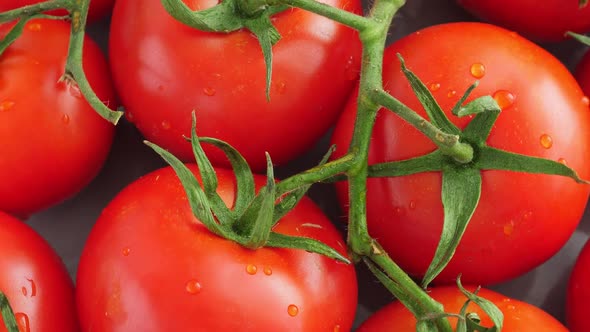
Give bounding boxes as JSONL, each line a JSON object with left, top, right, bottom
{"left": 457, "top": 0, "right": 590, "bottom": 41}
{"left": 0, "top": 0, "right": 115, "bottom": 22}
{"left": 331, "top": 22, "right": 590, "bottom": 285}
{"left": 357, "top": 286, "right": 567, "bottom": 331}
{"left": 108, "top": 0, "right": 362, "bottom": 172}
{"left": 0, "top": 211, "right": 78, "bottom": 332}
{"left": 76, "top": 165, "right": 357, "bottom": 331}
{"left": 0, "top": 19, "right": 116, "bottom": 218}
{"left": 567, "top": 237, "right": 590, "bottom": 332}
{"left": 575, "top": 50, "right": 590, "bottom": 97}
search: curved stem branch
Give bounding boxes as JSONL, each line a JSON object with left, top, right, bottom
{"left": 0, "top": 0, "right": 69, "bottom": 23}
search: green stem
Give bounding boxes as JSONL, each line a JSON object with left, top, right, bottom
{"left": 0, "top": 292, "right": 18, "bottom": 332}
{"left": 371, "top": 88, "right": 474, "bottom": 163}
{"left": 64, "top": 0, "right": 123, "bottom": 124}
{"left": 0, "top": 0, "right": 69, "bottom": 23}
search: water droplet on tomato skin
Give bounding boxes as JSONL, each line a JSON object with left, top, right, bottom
{"left": 582, "top": 96, "right": 590, "bottom": 106}
{"left": 447, "top": 90, "right": 457, "bottom": 98}
{"left": 275, "top": 81, "right": 287, "bottom": 94}
{"left": 246, "top": 264, "right": 257, "bottom": 275}
{"left": 470, "top": 63, "right": 486, "bottom": 79}
{"left": 27, "top": 23, "right": 42, "bottom": 32}
{"left": 263, "top": 266, "right": 273, "bottom": 276}
{"left": 203, "top": 87, "right": 216, "bottom": 96}
{"left": 558, "top": 158, "right": 567, "bottom": 165}
{"left": 185, "top": 280, "right": 202, "bottom": 295}
{"left": 492, "top": 90, "right": 515, "bottom": 110}
{"left": 540, "top": 134, "right": 553, "bottom": 149}
{"left": 122, "top": 247, "right": 131, "bottom": 256}
{"left": 0, "top": 100, "right": 15, "bottom": 112}
{"left": 333, "top": 325, "right": 341, "bottom": 332}
{"left": 503, "top": 222, "right": 514, "bottom": 236}
{"left": 161, "top": 121, "right": 171, "bottom": 130}
{"left": 409, "top": 201, "right": 416, "bottom": 209}
{"left": 14, "top": 312, "right": 30, "bottom": 332}
{"left": 429, "top": 83, "right": 441, "bottom": 92}
{"left": 62, "top": 114, "right": 70, "bottom": 124}
{"left": 287, "top": 304, "right": 299, "bottom": 317}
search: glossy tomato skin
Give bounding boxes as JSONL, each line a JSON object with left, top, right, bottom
{"left": 0, "top": 0, "right": 115, "bottom": 23}
{"left": 109, "top": 0, "right": 362, "bottom": 172}
{"left": 0, "top": 211, "right": 78, "bottom": 332}
{"left": 457, "top": 0, "right": 590, "bottom": 41}
{"left": 331, "top": 22, "right": 590, "bottom": 285}
{"left": 567, "top": 238, "right": 590, "bottom": 332}
{"left": 357, "top": 286, "right": 567, "bottom": 331}
{"left": 0, "top": 19, "right": 116, "bottom": 218}
{"left": 76, "top": 165, "right": 357, "bottom": 331}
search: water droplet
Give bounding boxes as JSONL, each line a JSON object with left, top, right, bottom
{"left": 429, "top": 83, "right": 441, "bottom": 92}
{"left": 122, "top": 247, "right": 131, "bottom": 256}
{"left": 0, "top": 100, "right": 15, "bottom": 112}
{"left": 161, "top": 121, "right": 171, "bottom": 130}
{"left": 28, "top": 23, "right": 42, "bottom": 31}
{"left": 203, "top": 87, "right": 216, "bottom": 96}
{"left": 507, "top": 304, "right": 516, "bottom": 310}
{"left": 470, "top": 63, "right": 486, "bottom": 79}
{"left": 185, "top": 279, "right": 202, "bottom": 294}
{"left": 409, "top": 201, "right": 416, "bottom": 209}
{"left": 263, "top": 266, "right": 273, "bottom": 276}
{"left": 493, "top": 90, "right": 515, "bottom": 110}
{"left": 503, "top": 222, "right": 514, "bottom": 236}
{"left": 21, "top": 286, "right": 27, "bottom": 297}
{"left": 334, "top": 325, "right": 341, "bottom": 332}
{"left": 62, "top": 114, "right": 70, "bottom": 124}
{"left": 540, "top": 134, "right": 553, "bottom": 149}
{"left": 15, "top": 312, "right": 30, "bottom": 332}
{"left": 558, "top": 158, "right": 567, "bottom": 165}
{"left": 287, "top": 304, "right": 299, "bottom": 317}
{"left": 68, "top": 84, "right": 82, "bottom": 99}
{"left": 447, "top": 90, "right": 457, "bottom": 98}
{"left": 246, "top": 264, "right": 257, "bottom": 275}
{"left": 276, "top": 81, "right": 287, "bottom": 94}
{"left": 582, "top": 96, "right": 590, "bottom": 106}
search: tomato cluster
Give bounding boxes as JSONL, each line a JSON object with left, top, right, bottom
{"left": 1, "top": 0, "right": 590, "bottom": 331}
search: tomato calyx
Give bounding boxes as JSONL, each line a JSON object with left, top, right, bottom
{"left": 161, "top": 0, "right": 288, "bottom": 100}
{"left": 0, "top": 291, "right": 19, "bottom": 332}
{"left": 146, "top": 113, "right": 350, "bottom": 263}
{"left": 366, "top": 55, "right": 589, "bottom": 288}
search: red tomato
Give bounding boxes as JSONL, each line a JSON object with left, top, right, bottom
{"left": 567, "top": 237, "right": 590, "bottom": 332}
{"left": 0, "top": 19, "right": 116, "bottom": 218}
{"left": 0, "top": 211, "right": 78, "bottom": 332}
{"left": 108, "top": 0, "right": 362, "bottom": 172}
{"left": 0, "top": 0, "right": 115, "bottom": 23}
{"left": 331, "top": 22, "right": 590, "bottom": 285}
{"left": 76, "top": 165, "right": 357, "bottom": 331}
{"left": 457, "top": 0, "right": 590, "bottom": 41}
{"left": 357, "top": 286, "right": 567, "bottom": 331}
{"left": 575, "top": 50, "right": 590, "bottom": 97}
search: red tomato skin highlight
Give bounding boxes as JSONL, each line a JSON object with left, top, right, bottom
{"left": 76, "top": 165, "right": 357, "bottom": 331}
{"left": 108, "top": 0, "right": 362, "bottom": 172}
{"left": 357, "top": 286, "right": 567, "bottom": 331}
{"left": 457, "top": 0, "right": 590, "bottom": 41}
{"left": 331, "top": 22, "right": 590, "bottom": 285}
{"left": 0, "top": 19, "right": 116, "bottom": 217}
{"left": 0, "top": 211, "right": 78, "bottom": 332}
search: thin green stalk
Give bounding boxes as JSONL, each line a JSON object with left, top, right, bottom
{"left": 0, "top": 0, "right": 68, "bottom": 23}
{"left": 64, "top": 0, "right": 123, "bottom": 124}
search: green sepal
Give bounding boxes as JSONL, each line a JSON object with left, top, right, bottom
{"left": 243, "top": 13, "right": 282, "bottom": 100}
{"left": 422, "top": 166, "right": 482, "bottom": 288}
{"left": 460, "top": 105, "right": 501, "bottom": 144}
{"left": 457, "top": 279, "right": 503, "bottom": 332}
{"left": 450, "top": 81, "right": 479, "bottom": 117}
{"left": 580, "top": 0, "right": 588, "bottom": 8}
{"left": 567, "top": 31, "right": 590, "bottom": 46}
{"left": 477, "top": 147, "right": 589, "bottom": 184}
{"left": 397, "top": 53, "right": 460, "bottom": 135}
{"left": 145, "top": 141, "right": 233, "bottom": 239}
{"left": 454, "top": 96, "right": 499, "bottom": 118}
{"left": 368, "top": 150, "right": 444, "bottom": 178}
{"left": 160, "top": 0, "right": 242, "bottom": 32}
{"left": 242, "top": 154, "right": 276, "bottom": 249}
{"left": 267, "top": 232, "right": 350, "bottom": 263}
{"left": 199, "top": 137, "right": 256, "bottom": 216}
{"left": 273, "top": 145, "right": 336, "bottom": 224}
{"left": 188, "top": 113, "right": 234, "bottom": 224}
{"left": 0, "top": 292, "right": 18, "bottom": 332}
